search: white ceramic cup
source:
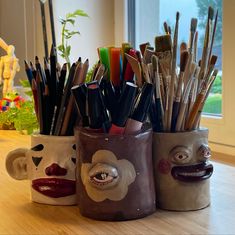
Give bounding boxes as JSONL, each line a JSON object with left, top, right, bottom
{"left": 6, "top": 134, "right": 77, "bottom": 205}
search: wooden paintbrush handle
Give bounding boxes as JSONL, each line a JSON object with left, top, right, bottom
{"left": 175, "top": 102, "right": 187, "bottom": 132}
{"left": 185, "top": 93, "right": 204, "bottom": 130}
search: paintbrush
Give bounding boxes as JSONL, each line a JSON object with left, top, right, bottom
{"left": 163, "top": 22, "right": 169, "bottom": 34}
{"left": 171, "top": 50, "right": 188, "bottom": 131}
{"left": 193, "top": 31, "right": 198, "bottom": 62}
{"left": 167, "top": 12, "right": 180, "bottom": 131}
{"left": 185, "top": 55, "right": 217, "bottom": 130}
{"left": 155, "top": 35, "right": 172, "bottom": 78}
{"left": 188, "top": 67, "right": 200, "bottom": 114}
{"left": 193, "top": 69, "right": 218, "bottom": 129}
{"left": 139, "top": 42, "right": 150, "bottom": 56}
{"left": 152, "top": 55, "right": 164, "bottom": 131}
{"left": 198, "top": 6, "right": 214, "bottom": 81}
{"left": 180, "top": 42, "right": 187, "bottom": 54}
{"left": 143, "top": 48, "right": 155, "bottom": 64}
{"left": 125, "top": 53, "right": 142, "bottom": 87}
{"left": 175, "top": 62, "right": 197, "bottom": 131}
{"left": 208, "top": 9, "right": 218, "bottom": 68}
{"left": 182, "top": 18, "right": 197, "bottom": 86}
{"left": 141, "top": 62, "right": 151, "bottom": 84}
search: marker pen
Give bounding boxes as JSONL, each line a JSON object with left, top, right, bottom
{"left": 87, "top": 82, "right": 110, "bottom": 133}
{"left": 109, "top": 82, "right": 138, "bottom": 134}
{"left": 71, "top": 83, "right": 89, "bottom": 127}
{"left": 101, "top": 78, "right": 117, "bottom": 120}
{"left": 124, "top": 83, "right": 154, "bottom": 134}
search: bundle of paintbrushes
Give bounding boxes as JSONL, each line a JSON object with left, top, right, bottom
{"left": 24, "top": 45, "right": 89, "bottom": 136}
{"left": 124, "top": 6, "right": 218, "bottom": 133}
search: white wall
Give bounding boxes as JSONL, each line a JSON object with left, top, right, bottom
{"left": 53, "top": 0, "right": 114, "bottom": 67}
{"left": 0, "top": 0, "right": 29, "bottom": 84}
{"left": 0, "top": 0, "right": 115, "bottom": 82}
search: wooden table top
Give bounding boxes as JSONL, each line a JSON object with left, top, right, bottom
{"left": 0, "top": 130, "right": 235, "bottom": 235}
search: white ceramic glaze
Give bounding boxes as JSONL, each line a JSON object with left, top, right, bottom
{"left": 6, "top": 135, "right": 77, "bottom": 205}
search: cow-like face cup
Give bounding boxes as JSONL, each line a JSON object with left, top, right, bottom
{"left": 6, "top": 135, "right": 77, "bottom": 205}
{"left": 153, "top": 128, "right": 213, "bottom": 211}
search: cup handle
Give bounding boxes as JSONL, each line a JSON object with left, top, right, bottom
{"left": 5, "top": 148, "right": 28, "bottom": 180}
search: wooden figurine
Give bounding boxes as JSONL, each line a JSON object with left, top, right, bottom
{"left": 0, "top": 37, "right": 20, "bottom": 97}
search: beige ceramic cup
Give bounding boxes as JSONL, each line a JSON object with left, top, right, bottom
{"left": 153, "top": 128, "right": 213, "bottom": 211}
{"left": 5, "top": 134, "right": 77, "bottom": 205}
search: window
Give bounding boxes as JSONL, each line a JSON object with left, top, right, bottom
{"left": 121, "top": 0, "right": 235, "bottom": 155}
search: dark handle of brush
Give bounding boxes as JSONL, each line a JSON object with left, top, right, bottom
{"left": 171, "top": 101, "right": 180, "bottom": 132}
{"left": 155, "top": 98, "right": 163, "bottom": 132}
{"left": 148, "top": 97, "right": 158, "bottom": 132}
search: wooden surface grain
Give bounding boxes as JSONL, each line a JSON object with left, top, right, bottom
{"left": 0, "top": 130, "right": 235, "bottom": 235}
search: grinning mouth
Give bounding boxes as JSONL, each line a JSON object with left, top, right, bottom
{"left": 32, "top": 178, "right": 76, "bottom": 198}
{"left": 171, "top": 162, "right": 213, "bottom": 182}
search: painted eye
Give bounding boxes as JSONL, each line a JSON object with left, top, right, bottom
{"left": 170, "top": 146, "right": 191, "bottom": 164}
{"left": 72, "top": 144, "right": 76, "bottom": 150}
{"left": 71, "top": 157, "right": 76, "bottom": 164}
{"left": 198, "top": 144, "right": 211, "bottom": 160}
{"left": 174, "top": 152, "right": 189, "bottom": 161}
{"left": 88, "top": 163, "right": 119, "bottom": 189}
{"left": 32, "top": 156, "right": 42, "bottom": 167}
{"left": 31, "top": 144, "right": 44, "bottom": 151}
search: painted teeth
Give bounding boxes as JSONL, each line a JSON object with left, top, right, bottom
{"left": 39, "top": 186, "right": 51, "bottom": 191}
{"left": 178, "top": 170, "right": 206, "bottom": 177}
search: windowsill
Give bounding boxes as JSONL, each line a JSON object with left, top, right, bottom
{"left": 212, "top": 151, "right": 235, "bottom": 166}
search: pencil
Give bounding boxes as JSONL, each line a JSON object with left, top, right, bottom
{"left": 53, "top": 63, "right": 76, "bottom": 135}
{"left": 24, "top": 60, "right": 33, "bottom": 87}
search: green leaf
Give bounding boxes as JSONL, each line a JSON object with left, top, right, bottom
{"left": 73, "top": 9, "right": 89, "bottom": 17}
{"left": 20, "top": 79, "right": 31, "bottom": 88}
{"left": 59, "top": 18, "right": 66, "bottom": 24}
{"left": 66, "top": 19, "right": 75, "bottom": 25}
{"left": 58, "top": 44, "right": 65, "bottom": 53}
{"left": 66, "top": 45, "right": 71, "bottom": 57}
{"left": 69, "top": 31, "right": 80, "bottom": 35}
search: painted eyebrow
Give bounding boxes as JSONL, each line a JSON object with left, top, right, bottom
{"left": 31, "top": 144, "right": 44, "bottom": 151}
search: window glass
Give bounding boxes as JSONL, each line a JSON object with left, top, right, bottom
{"left": 135, "top": 0, "right": 222, "bottom": 115}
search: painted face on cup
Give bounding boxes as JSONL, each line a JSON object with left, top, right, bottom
{"left": 153, "top": 129, "right": 213, "bottom": 210}
{"left": 6, "top": 135, "right": 77, "bottom": 205}
{"left": 158, "top": 143, "right": 213, "bottom": 181}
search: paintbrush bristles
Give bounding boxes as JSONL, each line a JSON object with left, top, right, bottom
{"left": 163, "top": 22, "right": 169, "bottom": 34}
{"left": 208, "top": 6, "right": 214, "bottom": 20}
{"left": 155, "top": 35, "right": 172, "bottom": 52}
{"left": 190, "top": 18, "right": 198, "bottom": 33}
{"left": 176, "top": 12, "right": 180, "bottom": 21}
{"left": 180, "top": 51, "right": 189, "bottom": 72}
{"left": 180, "top": 42, "right": 187, "bottom": 54}
{"left": 210, "top": 55, "right": 217, "bottom": 66}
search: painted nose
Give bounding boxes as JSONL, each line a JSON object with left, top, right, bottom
{"left": 45, "top": 163, "right": 67, "bottom": 176}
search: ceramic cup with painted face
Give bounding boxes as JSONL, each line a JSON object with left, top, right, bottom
{"left": 153, "top": 128, "right": 213, "bottom": 211}
{"left": 76, "top": 127, "right": 156, "bottom": 221}
{"left": 5, "top": 135, "right": 77, "bottom": 205}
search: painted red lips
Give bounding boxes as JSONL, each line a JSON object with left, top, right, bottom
{"left": 32, "top": 178, "right": 76, "bottom": 198}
